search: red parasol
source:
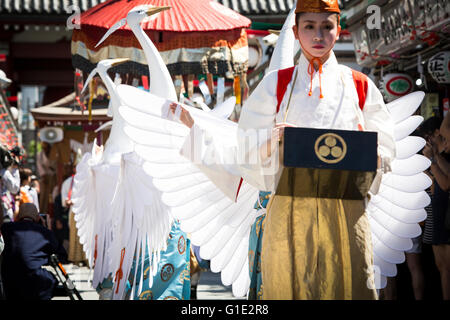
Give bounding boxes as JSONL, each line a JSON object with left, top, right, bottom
{"left": 72, "top": 0, "right": 251, "bottom": 77}
{"left": 77, "top": 0, "right": 250, "bottom": 32}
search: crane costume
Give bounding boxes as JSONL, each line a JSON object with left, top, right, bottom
{"left": 158, "top": 0, "right": 428, "bottom": 299}
{"left": 237, "top": 0, "right": 429, "bottom": 299}
{"left": 240, "top": 52, "right": 393, "bottom": 299}
{"left": 72, "top": 1, "right": 431, "bottom": 300}
{"left": 71, "top": 6, "right": 190, "bottom": 300}
{"left": 116, "top": 60, "right": 429, "bottom": 299}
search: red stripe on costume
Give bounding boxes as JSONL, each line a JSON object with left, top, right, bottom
{"left": 351, "top": 69, "right": 368, "bottom": 110}
{"left": 276, "top": 66, "right": 296, "bottom": 113}
{"left": 235, "top": 177, "right": 244, "bottom": 202}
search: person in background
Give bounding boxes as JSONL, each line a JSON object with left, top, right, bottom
{"left": 36, "top": 142, "right": 56, "bottom": 215}
{"left": 439, "top": 110, "right": 450, "bottom": 143}
{"left": 30, "top": 175, "right": 40, "bottom": 211}
{"left": 19, "top": 168, "right": 34, "bottom": 205}
{"left": 61, "top": 164, "right": 86, "bottom": 265}
{"left": 52, "top": 185, "right": 70, "bottom": 255}
{"left": 0, "top": 203, "right": 67, "bottom": 300}
{"left": 0, "top": 145, "right": 21, "bottom": 223}
{"left": 422, "top": 115, "right": 450, "bottom": 300}
{"left": 0, "top": 145, "right": 21, "bottom": 300}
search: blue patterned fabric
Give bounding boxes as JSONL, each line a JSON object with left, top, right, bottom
{"left": 126, "top": 221, "right": 191, "bottom": 300}
{"left": 248, "top": 191, "right": 271, "bottom": 300}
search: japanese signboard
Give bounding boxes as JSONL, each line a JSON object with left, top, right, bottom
{"left": 347, "top": 0, "right": 449, "bottom": 66}
{"left": 428, "top": 51, "right": 450, "bottom": 84}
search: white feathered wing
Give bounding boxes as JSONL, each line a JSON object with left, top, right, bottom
{"left": 116, "top": 84, "right": 260, "bottom": 297}
{"left": 367, "top": 91, "right": 430, "bottom": 289}
{"left": 116, "top": 87, "right": 431, "bottom": 297}
{"left": 71, "top": 142, "right": 105, "bottom": 284}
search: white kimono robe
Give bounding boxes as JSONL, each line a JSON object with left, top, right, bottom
{"left": 181, "top": 52, "right": 396, "bottom": 299}
{"left": 238, "top": 52, "right": 395, "bottom": 193}
{"left": 237, "top": 52, "right": 396, "bottom": 300}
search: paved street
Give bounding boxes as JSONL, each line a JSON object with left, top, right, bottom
{"left": 197, "top": 271, "right": 245, "bottom": 300}
{"left": 50, "top": 263, "right": 98, "bottom": 300}
{"left": 52, "top": 264, "right": 244, "bottom": 300}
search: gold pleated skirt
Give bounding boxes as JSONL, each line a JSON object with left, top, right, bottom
{"left": 68, "top": 210, "right": 86, "bottom": 264}
{"left": 261, "top": 194, "right": 377, "bottom": 300}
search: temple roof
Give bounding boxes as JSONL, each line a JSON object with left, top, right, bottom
{"left": 31, "top": 92, "right": 110, "bottom": 124}
{"left": 0, "top": 0, "right": 293, "bottom": 16}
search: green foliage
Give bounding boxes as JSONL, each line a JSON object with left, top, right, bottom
{"left": 27, "top": 139, "right": 42, "bottom": 158}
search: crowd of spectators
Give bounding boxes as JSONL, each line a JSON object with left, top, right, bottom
{"left": 0, "top": 144, "right": 70, "bottom": 300}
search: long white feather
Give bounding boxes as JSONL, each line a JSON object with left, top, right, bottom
{"left": 367, "top": 91, "right": 429, "bottom": 289}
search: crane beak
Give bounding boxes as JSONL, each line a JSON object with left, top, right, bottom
{"left": 146, "top": 6, "right": 171, "bottom": 16}
{"left": 110, "top": 58, "right": 130, "bottom": 67}
{"left": 95, "top": 120, "right": 113, "bottom": 133}
{"left": 95, "top": 18, "right": 127, "bottom": 48}
{"left": 81, "top": 67, "right": 98, "bottom": 94}
{"left": 268, "top": 29, "right": 281, "bottom": 36}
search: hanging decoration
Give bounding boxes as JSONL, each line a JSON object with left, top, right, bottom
{"left": 382, "top": 73, "right": 414, "bottom": 102}
{"left": 198, "top": 79, "right": 212, "bottom": 105}
{"left": 216, "top": 77, "right": 225, "bottom": 105}
{"left": 74, "top": 69, "right": 86, "bottom": 112}
{"left": 141, "top": 75, "right": 149, "bottom": 91}
{"left": 88, "top": 78, "right": 96, "bottom": 121}
{"left": 174, "top": 75, "right": 183, "bottom": 99}
{"left": 233, "top": 75, "right": 241, "bottom": 105}
{"left": 206, "top": 73, "right": 214, "bottom": 96}
{"left": 427, "top": 51, "right": 450, "bottom": 84}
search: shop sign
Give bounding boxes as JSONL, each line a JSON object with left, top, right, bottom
{"left": 410, "top": 0, "right": 450, "bottom": 32}
{"left": 382, "top": 0, "right": 415, "bottom": 49}
{"left": 349, "top": 0, "right": 449, "bottom": 64}
{"left": 428, "top": 51, "right": 450, "bottom": 84}
{"left": 349, "top": 0, "right": 417, "bottom": 64}
{"left": 349, "top": 24, "right": 375, "bottom": 67}
{"left": 382, "top": 73, "right": 414, "bottom": 101}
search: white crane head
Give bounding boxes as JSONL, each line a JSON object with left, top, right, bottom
{"left": 81, "top": 58, "right": 129, "bottom": 117}
{"left": 263, "top": 32, "right": 279, "bottom": 46}
{"left": 81, "top": 58, "right": 130, "bottom": 95}
{"left": 127, "top": 5, "right": 170, "bottom": 26}
{"left": 95, "top": 5, "right": 171, "bottom": 48}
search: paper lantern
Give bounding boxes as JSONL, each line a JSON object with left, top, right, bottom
{"left": 428, "top": 51, "right": 450, "bottom": 84}
{"left": 382, "top": 73, "right": 414, "bottom": 102}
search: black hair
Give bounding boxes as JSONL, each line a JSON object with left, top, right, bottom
{"left": 419, "top": 116, "right": 443, "bottom": 137}
{"left": 19, "top": 167, "right": 32, "bottom": 184}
